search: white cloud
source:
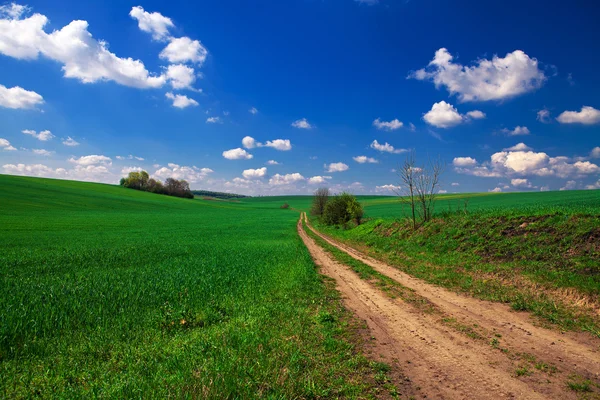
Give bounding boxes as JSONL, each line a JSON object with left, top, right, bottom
{"left": 373, "top": 118, "right": 403, "bottom": 131}
{"left": 242, "top": 136, "right": 256, "bottom": 149}
{"left": 22, "top": 129, "right": 54, "bottom": 141}
{"left": 585, "top": 180, "right": 600, "bottom": 190}
{"left": 62, "top": 136, "right": 79, "bottom": 146}
{"left": 560, "top": 180, "right": 577, "bottom": 191}
{"left": 556, "top": 106, "right": 600, "bottom": 125}
{"left": 511, "top": 178, "right": 531, "bottom": 188}
{"left": 355, "top": 0, "right": 379, "bottom": 5}
{"left": 249, "top": 107, "right": 258, "bottom": 114}
{"left": 0, "top": 84, "right": 43, "bottom": 109}
{"left": 266, "top": 160, "right": 279, "bottom": 165}
{"left": 121, "top": 166, "right": 143, "bottom": 175}
{"left": 537, "top": 108, "right": 551, "bottom": 123}
{"left": 370, "top": 139, "right": 407, "bottom": 154}
{"left": 0, "top": 3, "right": 29, "bottom": 19}
{"left": 501, "top": 126, "right": 530, "bottom": 136}
{"left": 591, "top": 147, "right": 600, "bottom": 159}
{"left": 165, "top": 64, "right": 196, "bottom": 90}
{"left": 153, "top": 164, "right": 212, "bottom": 183}
{"left": 410, "top": 48, "right": 546, "bottom": 102}
{"left": 32, "top": 148, "right": 52, "bottom": 156}
{"left": 0, "top": 138, "right": 17, "bottom": 151}
{"left": 0, "top": 9, "right": 167, "bottom": 88}
{"left": 451, "top": 182, "right": 459, "bottom": 186}
{"left": 540, "top": 186, "right": 550, "bottom": 192}
{"left": 165, "top": 92, "right": 198, "bottom": 108}
{"left": 452, "top": 157, "right": 477, "bottom": 167}
{"left": 325, "top": 162, "right": 349, "bottom": 173}
{"left": 116, "top": 155, "right": 144, "bottom": 161}
{"left": 291, "top": 118, "right": 312, "bottom": 129}
{"left": 242, "top": 167, "right": 267, "bottom": 179}
{"left": 160, "top": 36, "right": 207, "bottom": 65}
{"left": 375, "top": 184, "right": 400, "bottom": 193}
{"left": 489, "top": 187, "right": 502, "bottom": 193}
{"left": 263, "top": 139, "right": 291, "bottom": 151}
{"left": 69, "top": 154, "right": 112, "bottom": 166}
{"left": 409, "top": 122, "right": 416, "bottom": 132}
{"left": 206, "top": 116, "right": 221, "bottom": 124}
{"left": 269, "top": 173, "right": 304, "bottom": 185}
{"left": 504, "top": 142, "right": 531, "bottom": 151}
{"left": 241, "top": 136, "right": 291, "bottom": 151}
{"left": 353, "top": 155, "right": 378, "bottom": 164}
{"left": 223, "top": 148, "right": 253, "bottom": 160}
{"left": 308, "top": 175, "right": 332, "bottom": 184}
{"left": 2, "top": 163, "right": 111, "bottom": 182}
{"left": 129, "top": 6, "right": 173, "bottom": 41}
{"left": 439, "top": 189, "right": 448, "bottom": 194}
{"left": 465, "top": 110, "right": 486, "bottom": 119}
{"left": 423, "top": 101, "right": 463, "bottom": 128}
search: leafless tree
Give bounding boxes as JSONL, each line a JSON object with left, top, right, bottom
{"left": 396, "top": 152, "right": 444, "bottom": 228}
{"left": 311, "top": 187, "right": 330, "bottom": 216}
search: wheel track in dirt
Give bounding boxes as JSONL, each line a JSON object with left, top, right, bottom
{"left": 298, "top": 213, "right": 600, "bottom": 399}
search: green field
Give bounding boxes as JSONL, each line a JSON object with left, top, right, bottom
{"left": 0, "top": 175, "right": 390, "bottom": 398}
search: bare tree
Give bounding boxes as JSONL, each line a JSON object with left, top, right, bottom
{"left": 311, "top": 187, "right": 330, "bottom": 216}
{"left": 396, "top": 152, "right": 444, "bottom": 228}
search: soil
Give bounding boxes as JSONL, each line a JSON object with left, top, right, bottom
{"left": 298, "top": 213, "right": 600, "bottom": 399}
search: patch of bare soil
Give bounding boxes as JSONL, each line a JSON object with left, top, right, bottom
{"left": 299, "top": 213, "right": 600, "bottom": 399}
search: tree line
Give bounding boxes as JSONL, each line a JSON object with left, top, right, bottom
{"left": 119, "top": 171, "right": 194, "bottom": 199}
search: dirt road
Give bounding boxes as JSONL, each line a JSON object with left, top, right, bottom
{"left": 298, "top": 213, "right": 600, "bottom": 399}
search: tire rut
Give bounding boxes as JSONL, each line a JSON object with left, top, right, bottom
{"left": 298, "top": 213, "right": 600, "bottom": 399}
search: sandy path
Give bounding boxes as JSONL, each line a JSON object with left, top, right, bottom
{"left": 298, "top": 213, "right": 600, "bottom": 399}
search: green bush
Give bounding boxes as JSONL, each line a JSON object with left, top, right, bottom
{"left": 322, "top": 192, "right": 363, "bottom": 226}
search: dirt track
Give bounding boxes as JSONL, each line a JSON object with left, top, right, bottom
{"left": 298, "top": 213, "right": 600, "bottom": 399}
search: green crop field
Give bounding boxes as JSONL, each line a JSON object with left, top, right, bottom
{"left": 0, "top": 174, "right": 390, "bottom": 398}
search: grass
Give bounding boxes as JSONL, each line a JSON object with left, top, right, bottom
{"left": 302, "top": 190, "right": 600, "bottom": 337}
{"left": 0, "top": 174, "right": 388, "bottom": 398}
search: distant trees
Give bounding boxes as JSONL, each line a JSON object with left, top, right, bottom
{"left": 312, "top": 188, "right": 363, "bottom": 226}
{"left": 397, "top": 151, "right": 444, "bottom": 229}
{"left": 119, "top": 171, "right": 193, "bottom": 199}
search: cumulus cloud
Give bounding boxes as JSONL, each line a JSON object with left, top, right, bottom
{"left": 69, "top": 154, "right": 112, "bottom": 166}
{"left": 375, "top": 184, "right": 401, "bottom": 193}
{"left": 165, "top": 92, "right": 198, "bottom": 108}
{"left": 291, "top": 118, "right": 312, "bottom": 129}
{"left": 307, "top": 175, "right": 332, "bottom": 184}
{"left": 0, "top": 84, "right": 43, "bottom": 109}
{"left": 242, "top": 167, "right": 267, "bottom": 179}
{"left": 241, "top": 136, "right": 291, "bottom": 151}
{"left": 3, "top": 163, "right": 111, "bottom": 182}
{"left": 0, "top": 138, "right": 17, "bottom": 151}
{"left": 591, "top": 147, "right": 600, "bottom": 159}
{"left": 511, "top": 178, "right": 531, "bottom": 188}
{"left": 501, "top": 126, "right": 530, "bottom": 136}
{"left": 0, "top": 3, "right": 29, "bottom": 19}
{"left": 489, "top": 187, "right": 502, "bottom": 193}
{"left": 32, "top": 148, "right": 53, "bottom": 156}
{"left": 370, "top": 139, "right": 407, "bottom": 154}
{"left": 116, "top": 155, "right": 144, "bottom": 161}
{"left": 409, "top": 48, "right": 546, "bottom": 102}
{"left": 269, "top": 173, "right": 304, "bottom": 185}
{"left": 153, "top": 164, "right": 212, "bottom": 183}
{"left": 556, "top": 106, "right": 600, "bottom": 125}
{"left": 465, "top": 110, "right": 486, "bottom": 119}
{"left": 266, "top": 160, "right": 279, "bottom": 165}
{"left": 165, "top": 64, "right": 196, "bottom": 90}
{"left": 455, "top": 149, "right": 600, "bottom": 179}
{"left": 159, "top": 36, "right": 208, "bottom": 65}
{"left": 325, "top": 162, "right": 349, "bottom": 173}
{"left": 22, "top": 129, "right": 54, "bottom": 141}
{"left": 206, "top": 116, "right": 221, "bottom": 124}
{"left": 129, "top": 6, "right": 173, "bottom": 41}
{"left": 560, "top": 180, "right": 577, "bottom": 191}
{"left": 121, "top": 166, "right": 143, "bottom": 175}
{"left": 452, "top": 157, "right": 477, "bottom": 167}
{"left": 451, "top": 182, "right": 459, "bottom": 186}
{"left": 373, "top": 118, "right": 403, "bottom": 131}
{"left": 353, "top": 155, "right": 378, "bottom": 164}
{"left": 504, "top": 142, "right": 531, "bottom": 151}
{"left": 222, "top": 148, "right": 253, "bottom": 160}
{"left": 422, "top": 101, "right": 485, "bottom": 128}
{"left": 62, "top": 136, "right": 79, "bottom": 146}
{"left": 0, "top": 7, "right": 169, "bottom": 88}
{"left": 537, "top": 108, "right": 551, "bottom": 123}
{"left": 585, "top": 180, "right": 600, "bottom": 190}
{"left": 249, "top": 107, "right": 258, "bottom": 114}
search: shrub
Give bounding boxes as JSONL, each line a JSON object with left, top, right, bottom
{"left": 281, "top": 203, "right": 290, "bottom": 209}
{"left": 322, "top": 192, "right": 363, "bottom": 226}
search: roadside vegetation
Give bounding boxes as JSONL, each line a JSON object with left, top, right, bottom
{"left": 0, "top": 174, "right": 393, "bottom": 398}
{"left": 120, "top": 170, "right": 194, "bottom": 198}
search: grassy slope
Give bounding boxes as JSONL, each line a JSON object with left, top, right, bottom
{"left": 305, "top": 190, "right": 600, "bottom": 336}
{"left": 0, "top": 175, "right": 385, "bottom": 398}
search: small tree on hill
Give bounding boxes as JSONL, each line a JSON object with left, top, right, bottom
{"left": 322, "top": 192, "right": 363, "bottom": 226}
{"left": 311, "top": 187, "right": 330, "bottom": 216}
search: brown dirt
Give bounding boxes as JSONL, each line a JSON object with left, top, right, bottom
{"left": 298, "top": 213, "right": 600, "bottom": 399}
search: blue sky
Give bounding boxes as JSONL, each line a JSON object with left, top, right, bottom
{"left": 1, "top": 0, "right": 599, "bottom": 195}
